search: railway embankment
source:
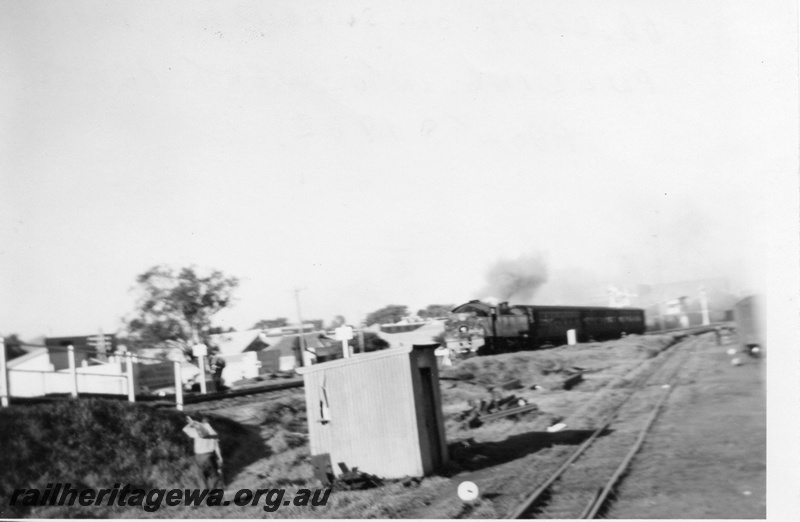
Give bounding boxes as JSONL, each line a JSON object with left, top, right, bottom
{"left": 0, "top": 399, "right": 261, "bottom": 518}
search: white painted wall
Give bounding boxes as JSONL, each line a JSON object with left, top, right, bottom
{"left": 280, "top": 355, "right": 297, "bottom": 372}
{"left": 219, "top": 352, "right": 260, "bottom": 384}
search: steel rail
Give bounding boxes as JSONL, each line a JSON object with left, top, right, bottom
{"left": 179, "top": 378, "right": 303, "bottom": 404}
{"left": 506, "top": 336, "right": 696, "bottom": 519}
{"left": 505, "top": 404, "right": 625, "bottom": 519}
{"left": 580, "top": 341, "right": 694, "bottom": 519}
{"left": 580, "top": 384, "right": 674, "bottom": 518}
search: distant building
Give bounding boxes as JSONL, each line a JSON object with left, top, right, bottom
{"left": 209, "top": 329, "right": 340, "bottom": 375}
{"left": 208, "top": 329, "right": 270, "bottom": 355}
{"left": 257, "top": 331, "right": 335, "bottom": 372}
{"left": 7, "top": 348, "right": 52, "bottom": 373}
{"left": 44, "top": 335, "right": 117, "bottom": 370}
{"left": 633, "top": 277, "right": 736, "bottom": 329}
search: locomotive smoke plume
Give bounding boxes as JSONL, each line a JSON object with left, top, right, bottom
{"left": 480, "top": 253, "right": 548, "bottom": 303}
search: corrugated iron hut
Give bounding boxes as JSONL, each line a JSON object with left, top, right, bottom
{"left": 296, "top": 344, "right": 448, "bottom": 479}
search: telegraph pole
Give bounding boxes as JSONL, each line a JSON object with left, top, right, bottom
{"left": 699, "top": 286, "right": 710, "bottom": 325}
{"left": 654, "top": 211, "right": 666, "bottom": 331}
{"left": 294, "top": 287, "right": 307, "bottom": 366}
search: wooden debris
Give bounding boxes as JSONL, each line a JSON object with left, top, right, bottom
{"left": 458, "top": 392, "right": 538, "bottom": 428}
{"left": 310, "top": 455, "right": 383, "bottom": 490}
{"left": 480, "top": 403, "right": 540, "bottom": 422}
{"left": 562, "top": 371, "right": 583, "bottom": 390}
{"left": 335, "top": 463, "right": 383, "bottom": 490}
{"left": 500, "top": 378, "right": 523, "bottom": 390}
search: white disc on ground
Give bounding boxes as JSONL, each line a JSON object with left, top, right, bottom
{"left": 731, "top": 357, "right": 742, "bottom": 366}
{"left": 458, "top": 481, "right": 479, "bottom": 502}
{"left": 727, "top": 348, "right": 737, "bottom": 355}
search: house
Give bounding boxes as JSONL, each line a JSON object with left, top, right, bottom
{"left": 208, "top": 329, "right": 340, "bottom": 381}
{"left": 44, "top": 335, "right": 116, "bottom": 369}
{"left": 208, "top": 329, "right": 270, "bottom": 355}
{"left": 8, "top": 347, "right": 53, "bottom": 373}
{"left": 256, "top": 332, "right": 336, "bottom": 372}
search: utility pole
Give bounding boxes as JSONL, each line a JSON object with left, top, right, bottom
{"left": 699, "top": 286, "right": 710, "bottom": 325}
{"left": 294, "top": 287, "right": 307, "bottom": 367}
{"left": 0, "top": 337, "right": 9, "bottom": 407}
{"left": 654, "top": 211, "right": 666, "bottom": 331}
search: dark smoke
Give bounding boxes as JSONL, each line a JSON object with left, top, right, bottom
{"left": 480, "top": 253, "right": 548, "bottom": 303}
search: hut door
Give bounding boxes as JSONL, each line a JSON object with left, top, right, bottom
{"left": 419, "top": 367, "right": 443, "bottom": 470}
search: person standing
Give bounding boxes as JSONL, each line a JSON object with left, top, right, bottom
{"left": 183, "top": 415, "right": 224, "bottom": 488}
{"left": 210, "top": 352, "right": 227, "bottom": 392}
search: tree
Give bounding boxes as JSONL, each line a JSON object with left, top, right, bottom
{"left": 208, "top": 326, "right": 236, "bottom": 335}
{"left": 252, "top": 318, "right": 289, "bottom": 330}
{"left": 125, "top": 265, "right": 239, "bottom": 354}
{"left": 417, "top": 304, "right": 456, "bottom": 320}
{"left": 364, "top": 305, "right": 409, "bottom": 326}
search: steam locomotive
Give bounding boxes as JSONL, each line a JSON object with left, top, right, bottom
{"left": 451, "top": 300, "right": 646, "bottom": 355}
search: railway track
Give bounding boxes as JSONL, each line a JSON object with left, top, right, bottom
{"left": 147, "top": 378, "right": 305, "bottom": 413}
{"left": 182, "top": 385, "right": 304, "bottom": 415}
{"left": 507, "top": 334, "right": 699, "bottom": 519}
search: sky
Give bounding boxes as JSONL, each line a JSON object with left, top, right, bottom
{"left": 1, "top": 1, "right": 797, "bottom": 337}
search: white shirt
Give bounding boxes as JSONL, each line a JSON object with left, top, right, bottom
{"left": 183, "top": 422, "right": 219, "bottom": 455}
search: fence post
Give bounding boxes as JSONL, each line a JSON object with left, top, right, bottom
{"left": 126, "top": 352, "right": 136, "bottom": 403}
{"left": 0, "top": 337, "right": 9, "bottom": 407}
{"left": 173, "top": 361, "right": 184, "bottom": 411}
{"left": 68, "top": 344, "right": 78, "bottom": 398}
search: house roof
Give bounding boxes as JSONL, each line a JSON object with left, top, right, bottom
{"left": 295, "top": 344, "right": 438, "bottom": 374}
{"left": 208, "top": 329, "right": 265, "bottom": 355}
{"left": 260, "top": 332, "right": 331, "bottom": 354}
{"left": 7, "top": 347, "right": 49, "bottom": 368}
{"left": 366, "top": 320, "right": 446, "bottom": 348}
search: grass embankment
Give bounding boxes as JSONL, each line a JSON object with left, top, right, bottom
{"left": 0, "top": 399, "right": 255, "bottom": 518}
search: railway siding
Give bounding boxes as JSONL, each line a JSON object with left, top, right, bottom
{"left": 404, "top": 335, "right": 687, "bottom": 518}
{"left": 603, "top": 335, "right": 765, "bottom": 519}
{"left": 505, "top": 334, "right": 764, "bottom": 519}
{"left": 508, "top": 338, "right": 697, "bottom": 518}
